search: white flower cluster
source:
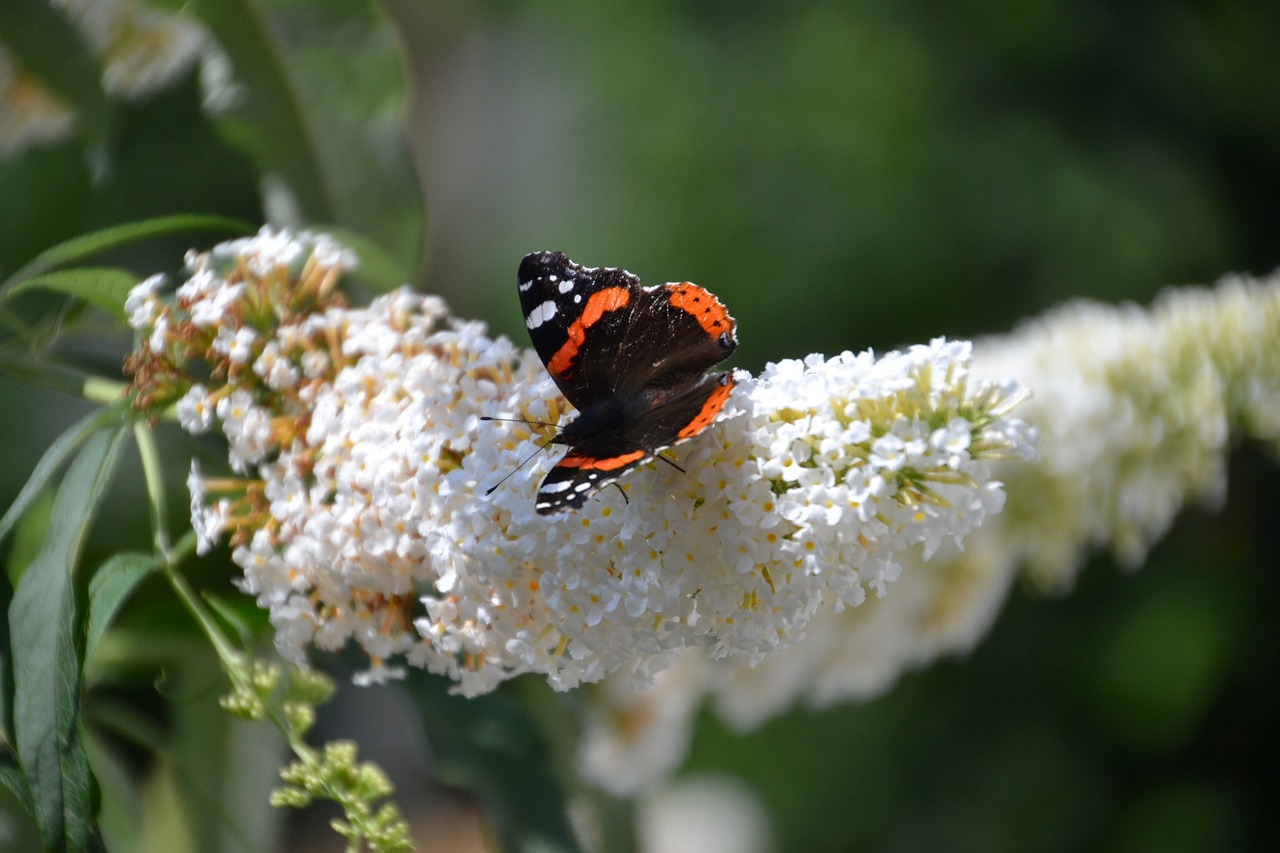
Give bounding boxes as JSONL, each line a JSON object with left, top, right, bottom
{"left": 1, "top": 0, "right": 206, "bottom": 157}
{"left": 707, "top": 273, "right": 1280, "bottom": 728}
{"left": 127, "top": 229, "right": 1034, "bottom": 695}
{"left": 974, "top": 274, "right": 1280, "bottom": 588}
{"left": 574, "top": 271, "right": 1280, "bottom": 793}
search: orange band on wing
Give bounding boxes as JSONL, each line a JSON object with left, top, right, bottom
{"left": 666, "top": 282, "right": 734, "bottom": 338}
{"left": 547, "top": 286, "right": 632, "bottom": 376}
{"left": 558, "top": 449, "right": 646, "bottom": 471}
{"left": 677, "top": 375, "right": 735, "bottom": 439}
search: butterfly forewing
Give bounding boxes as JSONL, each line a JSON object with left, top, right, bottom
{"left": 517, "top": 251, "right": 643, "bottom": 409}
{"left": 601, "top": 282, "right": 737, "bottom": 395}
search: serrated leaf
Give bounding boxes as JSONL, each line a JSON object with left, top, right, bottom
{"left": 0, "top": 406, "right": 121, "bottom": 547}
{"left": 10, "top": 427, "right": 127, "bottom": 852}
{"left": 84, "top": 554, "right": 157, "bottom": 674}
{"left": 7, "top": 268, "right": 138, "bottom": 323}
{"left": 0, "top": 215, "right": 251, "bottom": 293}
{"left": 191, "top": 0, "right": 423, "bottom": 282}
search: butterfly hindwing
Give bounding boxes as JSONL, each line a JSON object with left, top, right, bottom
{"left": 535, "top": 372, "right": 737, "bottom": 513}
{"left": 534, "top": 448, "right": 649, "bottom": 513}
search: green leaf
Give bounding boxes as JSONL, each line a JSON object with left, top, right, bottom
{"left": 403, "top": 671, "right": 582, "bottom": 853}
{"left": 0, "top": 215, "right": 252, "bottom": 293}
{"left": 0, "top": 354, "right": 116, "bottom": 401}
{"left": 6, "top": 269, "right": 139, "bottom": 324}
{"left": 0, "top": 406, "right": 122, "bottom": 548}
{"left": 84, "top": 554, "right": 157, "bottom": 674}
{"left": 10, "top": 427, "right": 128, "bottom": 852}
{"left": 83, "top": 728, "right": 140, "bottom": 853}
{"left": 199, "top": 592, "right": 255, "bottom": 647}
{"left": 190, "top": 0, "right": 423, "bottom": 282}
{"left": 6, "top": 490, "right": 53, "bottom": 589}
{"left": 0, "top": 0, "right": 110, "bottom": 144}
{"left": 0, "top": 759, "right": 35, "bottom": 815}
{"left": 168, "top": 662, "right": 285, "bottom": 853}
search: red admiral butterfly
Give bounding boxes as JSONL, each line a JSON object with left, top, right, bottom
{"left": 515, "top": 251, "right": 738, "bottom": 513}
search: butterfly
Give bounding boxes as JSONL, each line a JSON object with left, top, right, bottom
{"left": 513, "top": 251, "right": 738, "bottom": 513}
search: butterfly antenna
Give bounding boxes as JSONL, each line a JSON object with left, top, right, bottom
{"left": 656, "top": 453, "right": 686, "bottom": 474}
{"left": 484, "top": 439, "right": 555, "bottom": 496}
{"left": 480, "top": 415, "right": 561, "bottom": 429}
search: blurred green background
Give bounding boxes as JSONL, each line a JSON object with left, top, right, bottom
{"left": 2, "top": 0, "right": 1278, "bottom": 850}
{"left": 405, "top": 0, "right": 1280, "bottom": 371}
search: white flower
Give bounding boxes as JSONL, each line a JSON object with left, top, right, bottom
{"left": 188, "top": 460, "right": 226, "bottom": 555}
{"left": 211, "top": 325, "right": 259, "bottom": 364}
{"left": 147, "top": 314, "right": 169, "bottom": 355}
{"left": 227, "top": 327, "right": 258, "bottom": 365}
{"left": 253, "top": 341, "right": 301, "bottom": 390}
{"left": 176, "top": 384, "right": 215, "bottom": 434}
{"left": 255, "top": 309, "right": 1023, "bottom": 688}
{"left": 930, "top": 417, "right": 972, "bottom": 469}
{"left": 187, "top": 280, "right": 245, "bottom": 328}
{"left": 124, "top": 273, "right": 165, "bottom": 329}
{"left": 216, "top": 389, "right": 272, "bottom": 472}
{"left": 869, "top": 434, "right": 908, "bottom": 471}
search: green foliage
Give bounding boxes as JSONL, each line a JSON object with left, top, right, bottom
{"left": 184, "top": 0, "right": 424, "bottom": 283}
{"left": 10, "top": 427, "right": 127, "bottom": 852}
{"left": 84, "top": 554, "right": 158, "bottom": 675}
{"left": 404, "top": 672, "right": 584, "bottom": 853}
{"left": 0, "top": 408, "right": 121, "bottom": 546}
{"left": 0, "top": 3, "right": 430, "bottom": 844}
{"left": 273, "top": 741, "right": 411, "bottom": 853}
{"left": 7, "top": 270, "right": 139, "bottom": 324}
{"left": 0, "top": 216, "right": 251, "bottom": 293}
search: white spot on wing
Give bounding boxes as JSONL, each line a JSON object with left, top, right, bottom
{"left": 525, "top": 299, "right": 558, "bottom": 329}
{"left": 558, "top": 280, "right": 575, "bottom": 294}
{"left": 543, "top": 479, "right": 572, "bottom": 494}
